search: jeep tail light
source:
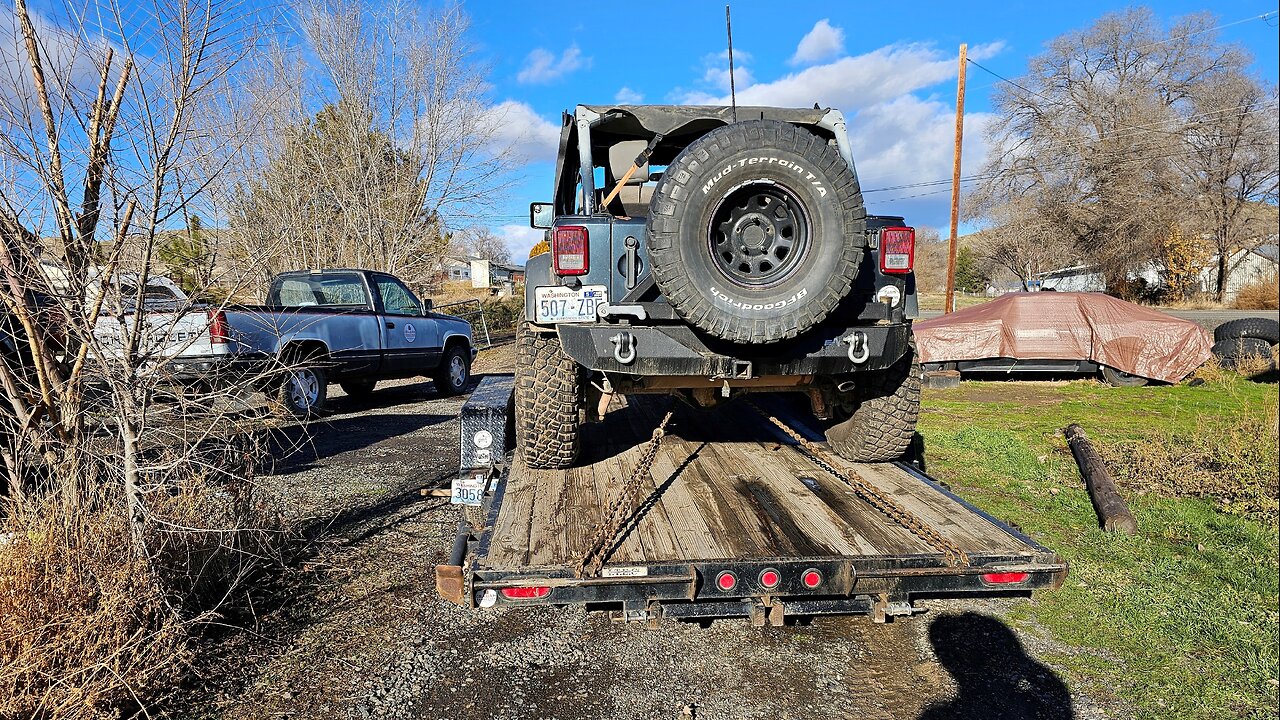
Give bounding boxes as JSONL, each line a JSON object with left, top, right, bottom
{"left": 499, "top": 586, "right": 551, "bottom": 600}
{"left": 879, "top": 227, "right": 915, "bottom": 274}
{"left": 553, "top": 226, "right": 589, "bottom": 275}
{"left": 207, "top": 309, "right": 229, "bottom": 345}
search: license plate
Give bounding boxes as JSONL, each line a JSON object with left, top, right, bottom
{"left": 451, "top": 473, "right": 486, "bottom": 506}
{"left": 534, "top": 285, "right": 607, "bottom": 324}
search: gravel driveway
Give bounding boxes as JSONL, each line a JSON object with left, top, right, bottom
{"left": 189, "top": 341, "right": 1123, "bottom": 720}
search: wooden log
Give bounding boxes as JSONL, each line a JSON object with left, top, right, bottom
{"left": 1063, "top": 424, "right": 1138, "bottom": 535}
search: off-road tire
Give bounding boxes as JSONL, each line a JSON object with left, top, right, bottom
{"left": 1100, "top": 365, "right": 1149, "bottom": 387}
{"left": 339, "top": 379, "right": 377, "bottom": 397}
{"left": 1212, "top": 337, "right": 1274, "bottom": 370}
{"left": 433, "top": 344, "right": 471, "bottom": 396}
{"left": 515, "top": 322, "right": 582, "bottom": 469}
{"left": 275, "top": 365, "right": 327, "bottom": 419}
{"left": 647, "top": 119, "right": 866, "bottom": 344}
{"left": 825, "top": 345, "right": 921, "bottom": 462}
{"left": 1213, "top": 317, "right": 1280, "bottom": 345}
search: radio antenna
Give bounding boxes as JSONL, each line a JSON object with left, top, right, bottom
{"left": 726, "top": 5, "right": 738, "bottom": 122}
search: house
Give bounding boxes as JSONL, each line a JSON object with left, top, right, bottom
{"left": 441, "top": 256, "right": 473, "bottom": 282}
{"left": 1196, "top": 241, "right": 1278, "bottom": 301}
{"left": 469, "top": 258, "right": 526, "bottom": 297}
{"left": 1033, "top": 263, "right": 1161, "bottom": 293}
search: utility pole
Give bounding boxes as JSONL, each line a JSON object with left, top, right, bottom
{"left": 944, "top": 43, "right": 967, "bottom": 314}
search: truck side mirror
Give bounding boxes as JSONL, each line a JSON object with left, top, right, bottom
{"left": 530, "top": 202, "right": 554, "bottom": 229}
{"left": 421, "top": 298, "right": 433, "bottom": 314}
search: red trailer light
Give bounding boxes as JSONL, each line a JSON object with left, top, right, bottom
{"left": 499, "top": 586, "right": 551, "bottom": 600}
{"left": 981, "top": 572, "right": 1030, "bottom": 585}
{"left": 801, "top": 568, "right": 823, "bottom": 589}
{"left": 758, "top": 569, "right": 781, "bottom": 589}
{"left": 552, "top": 226, "right": 589, "bottom": 275}
{"left": 879, "top": 227, "right": 915, "bottom": 274}
{"left": 715, "top": 571, "right": 737, "bottom": 592}
{"left": 207, "top": 309, "right": 229, "bottom": 345}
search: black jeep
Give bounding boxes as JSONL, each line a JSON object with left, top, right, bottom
{"left": 519, "top": 104, "right": 920, "bottom": 468}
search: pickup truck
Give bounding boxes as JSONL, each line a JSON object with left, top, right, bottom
{"left": 92, "top": 269, "right": 475, "bottom": 417}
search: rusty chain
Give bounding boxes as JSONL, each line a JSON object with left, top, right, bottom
{"left": 744, "top": 399, "right": 970, "bottom": 567}
{"left": 575, "top": 408, "right": 675, "bottom": 577}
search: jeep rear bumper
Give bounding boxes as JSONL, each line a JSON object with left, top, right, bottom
{"left": 556, "top": 322, "right": 911, "bottom": 377}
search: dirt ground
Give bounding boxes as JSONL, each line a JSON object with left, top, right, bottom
{"left": 187, "top": 340, "right": 1125, "bottom": 720}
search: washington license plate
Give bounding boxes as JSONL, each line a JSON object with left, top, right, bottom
{"left": 450, "top": 473, "right": 486, "bottom": 506}
{"left": 533, "top": 285, "right": 607, "bottom": 324}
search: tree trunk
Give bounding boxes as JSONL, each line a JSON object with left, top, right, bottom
{"left": 1215, "top": 251, "right": 1228, "bottom": 303}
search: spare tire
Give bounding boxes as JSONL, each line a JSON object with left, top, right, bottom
{"left": 1213, "top": 317, "right": 1280, "bottom": 345}
{"left": 646, "top": 120, "right": 866, "bottom": 344}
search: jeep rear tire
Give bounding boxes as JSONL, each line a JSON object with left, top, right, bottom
{"left": 515, "top": 322, "right": 582, "bottom": 469}
{"left": 825, "top": 343, "right": 921, "bottom": 462}
{"left": 647, "top": 119, "right": 866, "bottom": 344}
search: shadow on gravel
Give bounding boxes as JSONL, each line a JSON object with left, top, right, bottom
{"left": 269, "top": 412, "right": 452, "bottom": 473}
{"left": 920, "top": 613, "right": 1073, "bottom": 720}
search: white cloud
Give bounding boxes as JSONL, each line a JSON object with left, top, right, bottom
{"left": 498, "top": 224, "right": 546, "bottom": 261}
{"left": 790, "top": 19, "right": 844, "bottom": 66}
{"left": 481, "top": 100, "right": 561, "bottom": 164}
{"left": 516, "top": 45, "right": 589, "bottom": 85}
{"left": 614, "top": 86, "right": 643, "bottom": 104}
{"left": 690, "top": 41, "right": 1005, "bottom": 111}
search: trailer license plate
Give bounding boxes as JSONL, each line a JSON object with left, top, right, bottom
{"left": 534, "top": 285, "right": 607, "bottom": 324}
{"left": 451, "top": 473, "right": 485, "bottom": 506}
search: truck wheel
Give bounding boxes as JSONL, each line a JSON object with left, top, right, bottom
{"left": 339, "top": 379, "right": 377, "bottom": 397}
{"left": 434, "top": 344, "right": 471, "bottom": 396}
{"left": 276, "top": 365, "right": 327, "bottom": 419}
{"left": 647, "top": 119, "right": 866, "bottom": 344}
{"left": 1213, "top": 317, "right": 1280, "bottom": 345}
{"left": 825, "top": 344, "right": 920, "bottom": 462}
{"left": 515, "top": 322, "right": 582, "bottom": 469}
{"left": 1100, "top": 365, "right": 1148, "bottom": 387}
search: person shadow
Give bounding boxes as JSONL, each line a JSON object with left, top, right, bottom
{"left": 920, "top": 612, "right": 1075, "bottom": 720}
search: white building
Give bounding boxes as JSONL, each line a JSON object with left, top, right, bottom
{"left": 1196, "top": 242, "right": 1278, "bottom": 301}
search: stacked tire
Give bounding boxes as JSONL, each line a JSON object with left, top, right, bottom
{"left": 1211, "top": 317, "right": 1279, "bottom": 373}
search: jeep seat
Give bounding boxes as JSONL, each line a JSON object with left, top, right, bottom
{"left": 607, "top": 140, "right": 654, "bottom": 217}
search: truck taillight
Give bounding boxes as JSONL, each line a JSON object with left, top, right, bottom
{"left": 879, "top": 227, "right": 915, "bottom": 274}
{"left": 553, "top": 226, "right": 589, "bottom": 275}
{"left": 207, "top": 309, "right": 229, "bottom": 344}
{"left": 499, "top": 586, "right": 550, "bottom": 600}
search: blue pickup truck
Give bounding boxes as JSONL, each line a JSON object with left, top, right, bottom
{"left": 169, "top": 269, "right": 475, "bottom": 417}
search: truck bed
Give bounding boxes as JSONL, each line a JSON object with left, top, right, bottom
{"left": 441, "top": 378, "right": 1066, "bottom": 622}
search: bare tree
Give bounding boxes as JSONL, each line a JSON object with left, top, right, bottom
{"left": 973, "top": 8, "right": 1271, "bottom": 296}
{"left": 1174, "top": 75, "right": 1280, "bottom": 300}
{"left": 977, "top": 201, "right": 1076, "bottom": 290}
{"left": 226, "top": 0, "right": 515, "bottom": 289}
{"left": 464, "top": 227, "right": 512, "bottom": 265}
{"left": 0, "top": 0, "right": 291, "bottom": 711}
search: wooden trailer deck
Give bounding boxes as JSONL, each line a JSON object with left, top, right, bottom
{"left": 479, "top": 397, "right": 1046, "bottom": 574}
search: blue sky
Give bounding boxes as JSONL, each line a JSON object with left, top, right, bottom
{"left": 463, "top": 0, "right": 1279, "bottom": 258}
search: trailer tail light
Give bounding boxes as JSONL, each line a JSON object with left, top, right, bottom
{"left": 715, "top": 571, "right": 737, "bottom": 592}
{"left": 801, "top": 568, "right": 823, "bottom": 589}
{"left": 499, "top": 586, "right": 551, "bottom": 600}
{"left": 758, "top": 568, "right": 780, "bottom": 590}
{"left": 981, "top": 572, "right": 1030, "bottom": 585}
{"left": 552, "top": 226, "right": 589, "bottom": 275}
{"left": 879, "top": 227, "right": 915, "bottom": 274}
{"left": 207, "top": 309, "right": 229, "bottom": 345}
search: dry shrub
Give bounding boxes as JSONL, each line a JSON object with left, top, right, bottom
{"left": 0, "top": 465, "right": 286, "bottom": 719}
{"left": 1101, "top": 396, "right": 1280, "bottom": 523}
{"left": 1232, "top": 271, "right": 1279, "bottom": 310}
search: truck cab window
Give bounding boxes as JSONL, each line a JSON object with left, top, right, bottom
{"left": 270, "top": 272, "right": 369, "bottom": 308}
{"left": 375, "top": 275, "right": 422, "bottom": 316}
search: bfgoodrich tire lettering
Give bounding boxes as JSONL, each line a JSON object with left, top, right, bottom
{"left": 646, "top": 119, "right": 866, "bottom": 344}
{"left": 515, "top": 322, "right": 582, "bottom": 469}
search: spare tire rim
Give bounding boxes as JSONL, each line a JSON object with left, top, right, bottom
{"left": 708, "top": 181, "right": 811, "bottom": 288}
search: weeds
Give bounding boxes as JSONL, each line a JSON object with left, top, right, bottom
{"left": 1233, "top": 272, "right": 1279, "bottom": 310}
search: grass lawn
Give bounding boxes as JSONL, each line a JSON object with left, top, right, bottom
{"left": 918, "top": 375, "right": 1278, "bottom": 720}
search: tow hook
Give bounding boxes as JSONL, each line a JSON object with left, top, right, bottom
{"left": 610, "top": 331, "right": 637, "bottom": 365}
{"left": 844, "top": 330, "right": 870, "bottom": 364}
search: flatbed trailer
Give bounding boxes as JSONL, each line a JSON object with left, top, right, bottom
{"left": 436, "top": 375, "right": 1067, "bottom": 625}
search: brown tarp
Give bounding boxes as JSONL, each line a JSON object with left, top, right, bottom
{"left": 913, "top": 293, "right": 1213, "bottom": 383}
